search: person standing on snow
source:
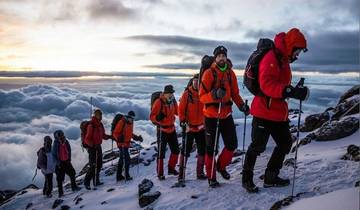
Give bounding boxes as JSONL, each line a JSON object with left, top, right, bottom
{"left": 150, "top": 85, "right": 180, "bottom": 180}
{"left": 199, "top": 46, "right": 249, "bottom": 188}
{"left": 83, "top": 109, "right": 112, "bottom": 190}
{"left": 113, "top": 111, "right": 143, "bottom": 182}
{"left": 178, "top": 74, "right": 207, "bottom": 182}
{"left": 53, "top": 130, "right": 80, "bottom": 197}
{"left": 37, "top": 136, "right": 56, "bottom": 198}
{"left": 242, "top": 28, "right": 310, "bottom": 193}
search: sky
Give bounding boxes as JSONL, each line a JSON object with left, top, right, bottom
{"left": 0, "top": 0, "right": 359, "bottom": 73}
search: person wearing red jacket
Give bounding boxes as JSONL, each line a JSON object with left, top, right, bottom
{"left": 199, "top": 46, "right": 249, "bottom": 188}
{"left": 178, "top": 74, "right": 207, "bottom": 182}
{"left": 112, "top": 111, "right": 143, "bottom": 182}
{"left": 150, "top": 85, "right": 180, "bottom": 180}
{"left": 83, "top": 109, "right": 112, "bottom": 190}
{"left": 242, "top": 28, "right": 310, "bottom": 193}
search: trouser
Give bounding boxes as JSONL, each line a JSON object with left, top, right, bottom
{"left": 84, "top": 145, "right": 103, "bottom": 186}
{"left": 204, "top": 115, "right": 238, "bottom": 180}
{"left": 117, "top": 147, "right": 130, "bottom": 178}
{"left": 156, "top": 129, "right": 180, "bottom": 176}
{"left": 43, "top": 173, "right": 53, "bottom": 196}
{"left": 242, "top": 116, "right": 292, "bottom": 182}
{"left": 55, "top": 160, "right": 77, "bottom": 194}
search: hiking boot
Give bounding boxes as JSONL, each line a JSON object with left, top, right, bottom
{"left": 197, "top": 173, "right": 207, "bottom": 180}
{"left": 117, "top": 175, "right": 125, "bottom": 182}
{"left": 158, "top": 175, "right": 165, "bottom": 180}
{"left": 168, "top": 167, "right": 179, "bottom": 176}
{"left": 208, "top": 179, "right": 220, "bottom": 188}
{"left": 242, "top": 180, "right": 259, "bottom": 193}
{"left": 264, "top": 170, "right": 290, "bottom": 188}
{"left": 217, "top": 162, "right": 230, "bottom": 180}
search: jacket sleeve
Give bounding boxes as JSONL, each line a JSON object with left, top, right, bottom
{"left": 150, "top": 99, "right": 161, "bottom": 124}
{"left": 84, "top": 123, "right": 94, "bottom": 146}
{"left": 52, "top": 141, "right": 59, "bottom": 164}
{"left": 230, "top": 70, "right": 244, "bottom": 107}
{"left": 199, "top": 70, "right": 219, "bottom": 104}
{"left": 113, "top": 119, "right": 125, "bottom": 142}
{"left": 259, "top": 54, "right": 286, "bottom": 98}
{"left": 178, "top": 91, "right": 188, "bottom": 122}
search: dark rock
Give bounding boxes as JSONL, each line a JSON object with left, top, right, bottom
{"left": 80, "top": 205, "right": 85, "bottom": 209}
{"left": 25, "top": 202, "right": 33, "bottom": 209}
{"left": 191, "top": 195, "right": 199, "bottom": 199}
{"left": 315, "top": 117, "right": 359, "bottom": 141}
{"left": 291, "top": 133, "right": 316, "bottom": 153}
{"left": 338, "top": 85, "right": 360, "bottom": 104}
{"left": 74, "top": 197, "right": 83, "bottom": 205}
{"left": 233, "top": 149, "right": 245, "bottom": 157}
{"left": 52, "top": 199, "right": 64, "bottom": 209}
{"left": 139, "top": 191, "right": 161, "bottom": 208}
{"left": 289, "top": 125, "right": 298, "bottom": 133}
{"left": 101, "top": 201, "right": 107, "bottom": 205}
{"left": 60, "top": 205, "right": 70, "bottom": 210}
{"left": 355, "top": 180, "right": 360, "bottom": 187}
{"left": 332, "top": 96, "right": 359, "bottom": 120}
{"left": 138, "top": 179, "right": 154, "bottom": 197}
{"left": 341, "top": 145, "right": 360, "bottom": 162}
{"left": 300, "top": 111, "right": 330, "bottom": 132}
{"left": 104, "top": 165, "right": 117, "bottom": 176}
{"left": 270, "top": 192, "right": 316, "bottom": 210}
{"left": 144, "top": 207, "right": 154, "bottom": 210}
{"left": 107, "top": 188, "right": 115, "bottom": 192}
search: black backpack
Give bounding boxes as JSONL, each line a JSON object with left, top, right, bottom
{"left": 111, "top": 113, "right": 125, "bottom": 135}
{"left": 244, "top": 38, "right": 275, "bottom": 96}
{"left": 80, "top": 121, "right": 91, "bottom": 148}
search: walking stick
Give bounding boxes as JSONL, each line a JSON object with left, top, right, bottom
{"left": 210, "top": 102, "right": 222, "bottom": 180}
{"left": 242, "top": 100, "right": 248, "bottom": 168}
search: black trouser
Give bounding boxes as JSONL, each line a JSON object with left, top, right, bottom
{"left": 205, "top": 115, "right": 238, "bottom": 155}
{"left": 243, "top": 117, "right": 292, "bottom": 180}
{"left": 117, "top": 147, "right": 130, "bottom": 178}
{"left": 84, "top": 145, "right": 103, "bottom": 186}
{"left": 181, "top": 130, "right": 206, "bottom": 157}
{"left": 55, "top": 160, "right": 77, "bottom": 194}
{"left": 157, "top": 130, "right": 180, "bottom": 159}
{"left": 43, "top": 173, "right": 53, "bottom": 196}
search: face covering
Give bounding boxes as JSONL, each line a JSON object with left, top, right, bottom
{"left": 218, "top": 63, "right": 228, "bottom": 72}
{"left": 167, "top": 95, "right": 174, "bottom": 104}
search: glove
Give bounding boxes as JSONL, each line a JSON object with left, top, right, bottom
{"left": 238, "top": 103, "right": 250, "bottom": 116}
{"left": 156, "top": 112, "right": 165, "bottom": 121}
{"left": 180, "top": 121, "right": 187, "bottom": 128}
{"left": 283, "top": 85, "right": 310, "bottom": 101}
{"left": 211, "top": 88, "right": 226, "bottom": 100}
{"left": 138, "top": 135, "right": 143, "bottom": 142}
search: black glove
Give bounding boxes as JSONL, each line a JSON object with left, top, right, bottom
{"left": 180, "top": 121, "right": 186, "bottom": 128}
{"left": 138, "top": 135, "right": 143, "bottom": 142}
{"left": 283, "top": 85, "right": 310, "bottom": 101}
{"left": 156, "top": 112, "right": 165, "bottom": 121}
{"left": 211, "top": 88, "right": 226, "bottom": 100}
{"left": 238, "top": 103, "right": 250, "bottom": 116}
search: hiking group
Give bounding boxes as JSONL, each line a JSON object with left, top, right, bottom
{"left": 36, "top": 27, "right": 310, "bottom": 198}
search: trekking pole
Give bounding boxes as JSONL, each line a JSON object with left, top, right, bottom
{"left": 182, "top": 123, "right": 188, "bottom": 183}
{"left": 157, "top": 126, "right": 162, "bottom": 176}
{"left": 94, "top": 148, "right": 98, "bottom": 186}
{"left": 31, "top": 168, "right": 38, "bottom": 182}
{"left": 90, "top": 97, "right": 93, "bottom": 119}
{"left": 210, "top": 102, "right": 222, "bottom": 181}
{"left": 241, "top": 100, "right": 248, "bottom": 168}
{"left": 291, "top": 78, "right": 305, "bottom": 197}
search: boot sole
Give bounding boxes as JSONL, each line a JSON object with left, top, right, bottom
{"left": 263, "top": 183, "right": 290, "bottom": 188}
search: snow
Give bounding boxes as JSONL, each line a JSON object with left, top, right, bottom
{"left": 1, "top": 112, "right": 359, "bottom": 210}
{"left": 285, "top": 187, "right": 359, "bottom": 210}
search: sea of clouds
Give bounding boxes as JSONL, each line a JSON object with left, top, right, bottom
{"left": 0, "top": 74, "right": 357, "bottom": 190}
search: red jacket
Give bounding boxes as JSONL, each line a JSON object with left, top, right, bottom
{"left": 84, "top": 117, "right": 107, "bottom": 146}
{"left": 199, "top": 62, "right": 244, "bottom": 119}
{"left": 250, "top": 32, "right": 292, "bottom": 122}
{"left": 112, "top": 118, "right": 134, "bottom": 148}
{"left": 150, "top": 94, "right": 178, "bottom": 133}
{"left": 178, "top": 86, "right": 204, "bottom": 132}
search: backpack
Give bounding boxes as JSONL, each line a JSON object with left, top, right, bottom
{"left": 243, "top": 38, "right": 275, "bottom": 96}
{"left": 80, "top": 121, "right": 91, "bottom": 148}
{"left": 151, "top": 91, "right": 162, "bottom": 110}
{"left": 111, "top": 113, "right": 125, "bottom": 136}
{"left": 199, "top": 55, "right": 232, "bottom": 93}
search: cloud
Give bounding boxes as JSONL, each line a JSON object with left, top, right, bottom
{"left": 87, "top": 0, "right": 136, "bottom": 20}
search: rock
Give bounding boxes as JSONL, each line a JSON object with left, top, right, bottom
{"left": 233, "top": 149, "right": 245, "bottom": 157}
{"left": 104, "top": 165, "right": 117, "bottom": 176}
{"left": 139, "top": 191, "right": 161, "bottom": 208}
{"left": 284, "top": 158, "right": 296, "bottom": 167}
{"left": 144, "top": 207, "right": 154, "bottom": 210}
{"left": 138, "top": 179, "right": 154, "bottom": 197}
{"left": 355, "top": 180, "right": 360, "bottom": 187}
{"left": 291, "top": 133, "right": 316, "bottom": 153}
{"left": 101, "top": 201, "right": 107, "bottom": 205}
{"left": 332, "top": 96, "right": 359, "bottom": 120}
{"left": 60, "top": 205, "right": 70, "bottom": 210}
{"left": 231, "top": 157, "right": 241, "bottom": 164}
{"left": 25, "top": 202, "right": 33, "bottom": 209}
{"left": 270, "top": 192, "right": 316, "bottom": 210}
{"left": 341, "top": 144, "right": 360, "bottom": 162}
{"left": 315, "top": 117, "right": 359, "bottom": 141}
{"left": 338, "top": 85, "right": 360, "bottom": 104}
{"left": 107, "top": 188, "right": 115, "bottom": 192}
{"left": 300, "top": 111, "right": 330, "bottom": 132}
{"left": 74, "top": 197, "right": 83, "bottom": 205}
{"left": 52, "top": 199, "right": 64, "bottom": 209}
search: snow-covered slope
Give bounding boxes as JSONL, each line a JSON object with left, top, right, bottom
{"left": 1, "top": 113, "right": 359, "bottom": 210}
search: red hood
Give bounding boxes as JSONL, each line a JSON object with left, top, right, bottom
{"left": 274, "top": 32, "right": 287, "bottom": 57}
{"left": 91, "top": 116, "right": 101, "bottom": 126}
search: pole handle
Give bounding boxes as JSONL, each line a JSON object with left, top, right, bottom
{"left": 296, "top": 78, "right": 305, "bottom": 88}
